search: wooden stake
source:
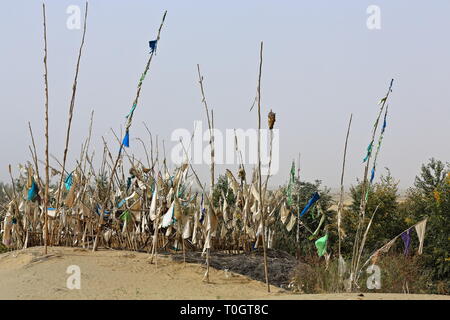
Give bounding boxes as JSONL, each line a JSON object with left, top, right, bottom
{"left": 54, "top": 2, "right": 89, "bottom": 242}
{"left": 337, "top": 114, "right": 352, "bottom": 290}
{"left": 256, "top": 41, "right": 270, "bottom": 293}
{"left": 142, "top": 122, "right": 155, "bottom": 173}
{"left": 196, "top": 64, "right": 215, "bottom": 283}
{"left": 350, "top": 79, "right": 394, "bottom": 290}
{"left": 93, "top": 10, "right": 167, "bottom": 252}
{"left": 41, "top": 3, "right": 50, "bottom": 254}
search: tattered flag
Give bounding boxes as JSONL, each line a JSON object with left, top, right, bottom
{"left": 65, "top": 172, "right": 73, "bottom": 191}
{"left": 123, "top": 131, "right": 130, "bottom": 148}
{"left": 315, "top": 234, "right": 328, "bottom": 257}
{"left": 149, "top": 40, "right": 158, "bottom": 54}
{"left": 300, "top": 192, "right": 320, "bottom": 218}
{"left": 27, "top": 180, "right": 38, "bottom": 201}
{"left": 363, "top": 142, "right": 373, "bottom": 163}
{"left": 401, "top": 229, "right": 412, "bottom": 256}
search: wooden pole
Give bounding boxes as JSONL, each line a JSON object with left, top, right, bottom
{"left": 27, "top": 124, "right": 43, "bottom": 191}
{"left": 42, "top": 3, "right": 50, "bottom": 255}
{"left": 337, "top": 114, "right": 352, "bottom": 290}
{"left": 196, "top": 64, "right": 215, "bottom": 283}
{"left": 142, "top": 122, "right": 155, "bottom": 173}
{"left": 93, "top": 10, "right": 167, "bottom": 252}
{"left": 178, "top": 139, "right": 217, "bottom": 282}
{"left": 350, "top": 79, "right": 393, "bottom": 290}
{"left": 256, "top": 41, "right": 270, "bottom": 293}
{"left": 54, "top": 2, "right": 89, "bottom": 241}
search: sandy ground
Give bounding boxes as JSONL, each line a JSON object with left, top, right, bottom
{"left": 0, "top": 246, "right": 448, "bottom": 300}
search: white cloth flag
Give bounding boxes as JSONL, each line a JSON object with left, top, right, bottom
{"left": 286, "top": 213, "right": 296, "bottom": 232}
{"left": 280, "top": 203, "right": 289, "bottom": 224}
{"left": 192, "top": 210, "right": 199, "bottom": 244}
{"left": 182, "top": 217, "right": 192, "bottom": 239}
{"left": 414, "top": 218, "right": 428, "bottom": 255}
{"left": 161, "top": 201, "right": 175, "bottom": 228}
{"left": 2, "top": 214, "right": 13, "bottom": 247}
{"left": 202, "top": 230, "right": 211, "bottom": 255}
{"left": 149, "top": 185, "right": 158, "bottom": 221}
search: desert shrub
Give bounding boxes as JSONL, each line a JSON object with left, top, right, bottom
{"left": 0, "top": 243, "right": 8, "bottom": 254}
{"left": 357, "top": 253, "right": 433, "bottom": 294}
{"left": 290, "top": 253, "right": 433, "bottom": 294}
{"left": 290, "top": 255, "right": 340, "bottom": 293}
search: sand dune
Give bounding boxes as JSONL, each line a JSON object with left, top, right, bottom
{"left": 0, "top": 247, "right": 448, "bottom": 300}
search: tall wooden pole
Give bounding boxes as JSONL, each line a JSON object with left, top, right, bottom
{"left": 337, "top": 114, "right": 352, "bottom": 290}
{"left": 256, "top": 41, "right": 270, "bottom": 293}
{"left": 54, "top": 2, "right": 89, "bottom": 242}
{"left": 93, "top": 10, "right": 167, "bottom": 252}
{"left": 350, "top": 79, "right": 393, "bottom": 290}
{"left": 196, "top": 64, "right": 215, "bottom": 282}
{"left": 42, "top": 3, "right": 50, "bottom": 255}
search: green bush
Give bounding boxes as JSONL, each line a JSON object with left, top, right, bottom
{"left": 272, "top": 179, "right": 333, "bottom": 257}
{"left": 290, "top": 255, "right": 340, "bottom": 293}
{"left": 357, "top": 254, "right": 432, "bottom": 294}
{"left": 290, "top": 253, "right": 432, "bottom": 294}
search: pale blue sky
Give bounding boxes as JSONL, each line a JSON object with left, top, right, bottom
{"left": 1, "top": 0, "right": 449, "bottom": 189}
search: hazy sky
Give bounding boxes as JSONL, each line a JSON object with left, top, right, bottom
{"left": 1, "top": 0, "right": 449, "bottom": 190}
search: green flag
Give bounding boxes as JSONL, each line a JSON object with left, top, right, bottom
{"left": 315, "top": 234, "right": 328, "bottom": 257}
{"left": 120, "top": 210, "right": 132, "bottom": 222}
{"left": 287, "top": 161, "right": 295, "bottom": 206}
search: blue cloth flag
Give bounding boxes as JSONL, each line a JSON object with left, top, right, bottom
{"left": 127, "top": 176, "right": 132, "bottom": 190}
{"left": 401, "top": 229, "right": 411, "bottom": 255}
{"left": 126, "top": 103, "right": 137, "bottom": 119}
{"left": 199, "top": 194, "right": 206, "bottom": 223}
{"left": 363, "top": 142, "right": 373, "bottom": 163}
{"left": 370, "top": 167, "right": 376, "bottom": 184}
{"left": 95, "top": 204, "right": 110, "bottom": 218}
{"left": 27, "top": 180, "right": 38, "bottom": 201}
{"left": 381, "top": 106, "right": 388, "bottom": 133}
{"left": 117, "top": 199, "right": 126, "bottom": 209}
{"left": 65, "top": 172, "right": 73, "bottom": 191}
{"left": 300, "top": 192, "right": 320, "bottom": 218}
{"left": 123, "top": 131, "right": 130, "bottom": 148}
{"left": 149, "top": 40, "right": 158, "bottom": 54}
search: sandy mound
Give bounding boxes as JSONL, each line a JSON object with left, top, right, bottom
{"left": 0, "top": 246, "right": 280, "bottom": 300}
{"left": 0, "top": 247, "right": 448, "bottom": 300}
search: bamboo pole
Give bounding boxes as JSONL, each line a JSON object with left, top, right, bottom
{"left": 337, "top": 113, "right": 352, "bottom": 289}
{"left": 27, "top": 124, "right": 43, "bottom": 191}
{"left": 53, "top": 2, "right": 89, "bottom": 244}
{"left": 178, "top": 139, "right": 218, "bottom": 280}
{"left": 256, "top": 41, "right": 270, "bottom": 293}
{"left": 196, "top": 64, "right": 215, "bottom": 283}
{"left": 142, "top": 122, "right": 155, "bottom": 173}
{"left": 92, "top": 11, "right": 167, "bottom": 252}
{"left": 8, "top": 165, "right": 19, "bottom": 221}
{"left": 42, "top": 12, "right": 51, "bottom": 246}
{"left": 81, "top": 110, "right": 94, "bottom": 177}
{"left": 350, "top": 79, "right": 393, "bottom": 290}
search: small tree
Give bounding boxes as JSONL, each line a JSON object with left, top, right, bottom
{"left": 273, "top": 178, "right": 333, "bottom": 257}
{"left": 341, "top": 169, "right": 406, "bottom": 256}
{"left": 401, "top": 158, "right": 449, "bottom": 292}
{"left": 212, "top": 174, "right": 236, "bottom": 208}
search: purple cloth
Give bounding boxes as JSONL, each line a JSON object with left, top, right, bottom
{"left": 401, "top": 229, "right": 411, "bottom": 255}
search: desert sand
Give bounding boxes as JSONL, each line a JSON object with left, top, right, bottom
{"left": 0, "top": 246, "right": 448, "bottom": 300}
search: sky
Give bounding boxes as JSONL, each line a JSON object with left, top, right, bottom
{"left": 0, "top": 0, "right": 449, "bottom": 191}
